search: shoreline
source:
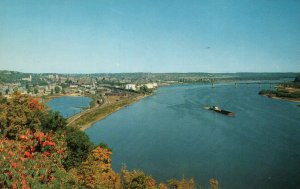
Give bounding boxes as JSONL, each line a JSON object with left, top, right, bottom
{"left": 260, "top": 94, "right": 300, "bottom": 103}
{"left": 67, "top": 94, "right": 151, "bottom": 131}
{"left": 40, "top": 93, "right": 85, "bottom": 103}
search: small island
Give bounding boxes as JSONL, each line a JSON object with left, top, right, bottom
{"left": 259, "top": 75, "right": 300, "bottom": 103}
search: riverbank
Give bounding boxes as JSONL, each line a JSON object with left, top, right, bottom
{"left": 259, "top": 88, "right": 300, "bottom": 103}
{"left": 262, "top": 94, "right": 300, "bottom": 103}
{"left": 40, "top": 93, "right": 84, "bottom": 104}
{"left": 67, "top": 94, "right": 150, "bottom": 131}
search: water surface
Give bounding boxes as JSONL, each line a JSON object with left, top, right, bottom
{"left": 85, "top": 84, "right": 300, "bottom": 189}
{"left": 47, "top": 96, "right": 91, "bottom": 118}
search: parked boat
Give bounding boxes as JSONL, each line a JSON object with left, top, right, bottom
{"left": 205, "top": 106, "right": 235, "bottom": 116}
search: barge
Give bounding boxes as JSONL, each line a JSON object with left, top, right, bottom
{"left": 207, "top": 106, "right": 235, "bottom": 116}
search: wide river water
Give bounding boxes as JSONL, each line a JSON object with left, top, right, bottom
{"left": 50, "top": 84, "right": 300, "bottom": 189}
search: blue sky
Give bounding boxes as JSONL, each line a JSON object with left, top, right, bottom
{"left": 0, "top": 0, "right": 299, "bottom": 73}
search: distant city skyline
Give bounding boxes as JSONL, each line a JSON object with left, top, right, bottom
{"left": 0, "top": 0, "right": 300, "bottom": 73}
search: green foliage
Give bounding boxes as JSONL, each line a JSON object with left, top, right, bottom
{"left": 0, "top": 93, "right": 78, "bottom": 188}
{"left": 139, "top": 85, "right": 152, "bottom": 94}
{"left": 0, "top": 93, "right": 44, "bottom": 139}
{"left": 0, "top": 130, "right": 73, "bottom": 188}
{"left": 258, "top": 90, "right": 277, "bottom": 95}
{"left": 167, "top": 178, "right": 195, "bottom": 189}
{"left": 41, "top": 111, "right": 67, "bottom": 132}
{"left": 64, "top": 127, "right": 94, "bottom": 170}
{"left": 294, "top": 75, "right": 300, "bottom": 83}
{"left": 0, "top": 70, "right": 28, "bottom": 83}
{"left": 259, "top": 89, "right": 300, "bottom": 98}
{"left": 69, "top": 97, "right": 140, "bottom": 128}
{"left": 0, "top": 92, "right": 206, "bottom": 189}
{"left": 55, "top": 86, "right": 61, "bottom": 94}
{"left": 34, "top": 88, "right": 38, "bottom": 94}
{"left": 121, "top": 168, "right": 156, "bottom": 189}
{"left": 96, "top": 142, "right": 112, "bottom": 152}
{"left": 0, "top": 94, "right": 7, "bottom": 104}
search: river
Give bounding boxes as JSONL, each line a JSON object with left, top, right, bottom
{"left": 48, "top": 84, "right": 300, "bottom": 189}
{"left": 85, "top": 84, "right": 300, "bottom": 189}
{"left": 47, "top": 96, "right": 91, "bottom": 118}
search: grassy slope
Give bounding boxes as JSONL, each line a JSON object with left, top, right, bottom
{"left": 68, "top": 95, "right": 146, "bottom": 130}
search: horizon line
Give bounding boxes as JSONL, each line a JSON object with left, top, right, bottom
{"left": 1, "top": 69, "right": 299, "bottom": 75}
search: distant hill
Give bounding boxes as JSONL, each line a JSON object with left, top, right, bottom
{"left": 0, "top": 70, "right": 30, "bottom": 83}
{"left": 0, "top": 69, "right": 299, "bottom": 84}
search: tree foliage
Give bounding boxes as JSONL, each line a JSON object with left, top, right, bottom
{"left": 139, "top": 85, "right": 152, "bottom": 94}
{"left": 63, "top": 127, "right": 94, "bottom": 170}
{"left": 41, "top": 111, "right": 67, "bottom": 132}
{"left": 167, "top": 178, "right": 195, "bottom": 189}
{"left": 77, "top": 146, "right": 122, "bottom": 189}
{"left": 294, "top": 75, "right": 300, "bottom": 83}
{"left": 0, "top": 93, "right": 210, "bottom": 189}
{"left": 0, "top": 92, "right": 44, "bottom": 139}
{"left": 54, "top": 86, "right": 61, "bottom": 94}
{"left": 121, "top": 168, "right": 157, "bottom": 189}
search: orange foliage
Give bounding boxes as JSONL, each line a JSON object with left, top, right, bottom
{"left": 209, "top": 178, "right": 219, "bottom": 189}
{"left": 0, "top": 93, "right": 45, "bottom": 138}
{"left": 28, "top": 97, "right": 44, "bottom": 111}
{"left": 78, "top": 146, "right": 122, "bottom": 189}
{"left": 167, "top": 178, "right": 196, "bottom": 189}
{"left": 121, "top": 167, "right": 157, "bottom": 189}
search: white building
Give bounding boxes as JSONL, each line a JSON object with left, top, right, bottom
{"left": 22, "top": 75, "right": 32, "bottom": 82}
{"left": 70, "top": 84, "right": 78, "bottom": 88}
{"left": 145, "top": 83, "right": 158, "bottom": 89}
{"left": 125, "top": 84, "right": 137, "bottom": 91}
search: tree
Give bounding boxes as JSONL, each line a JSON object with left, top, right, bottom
{"left": 0, "top": 93, "right": 75, "bottom": 188}
{"left": 27, "top": 88, "right": 31, "bottom": 94}
{"left": 34, "top": 88, "right": 38, "bottom": 94}
{"left": 167, "top": 178, "right": 195, "bottom": 189}
{"left": 139, "top": 85, "right": 151, "bottom": 94}
{"left": 63, "top": 127, "right": 94, "bottom": 170}
{"left": 294, "top": 75, "right": 300, "bottom": 83}
{"left": 0, "top": 129, "right": 75, "bottom": 188}
{"left": 25, "top": 83, "right": 30, "bottom": 90}
{"left": 54, "top": 86, "right": 61, "bottom": 94}
{"left": 0, "top": 93, "right": 7, "bottom": 104}
{"left": 0, "top": 93, "right": 44, "bottom": 139}
{"left": 41, "top": 111, "right": 67, "bottom": 132}
{"left": 121, "top": 167, "right": 156, "bottom": 189}
{"left": 77, "top": 145, "right": 121, "bottom": 189}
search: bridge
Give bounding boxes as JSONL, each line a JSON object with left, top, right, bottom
{"left": 233, "top": 82, "right": 282, "bottom": 88}
{"left": 209, "top": 81, "right": 284, "bottom": 88}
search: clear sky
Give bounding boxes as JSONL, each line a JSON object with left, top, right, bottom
{"left": 0, "top": 0, "right": 299, "bottom": 73}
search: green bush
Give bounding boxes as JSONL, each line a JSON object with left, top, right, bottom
{"left": 41, "top": 111, "right": 67, "bottom": 132}
{"left": 63, "top": 127, "right": 94, "bottom": 170}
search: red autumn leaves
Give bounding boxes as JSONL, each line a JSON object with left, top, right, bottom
{"left": 0, "top": 129, "right": 67, "bottom": 188}
{"left": 11, "top": 162, "right": 17, "bottom": 169}
{"left": 28, "top": 97, "right": 44, "bottom": 111}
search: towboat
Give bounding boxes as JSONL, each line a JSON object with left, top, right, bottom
{"left": 207, "top": 106, "right": 235, "bottom": 116}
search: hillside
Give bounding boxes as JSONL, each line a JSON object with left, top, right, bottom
{"left": 0, "top": 92, "right": 218, "bottom": 188}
